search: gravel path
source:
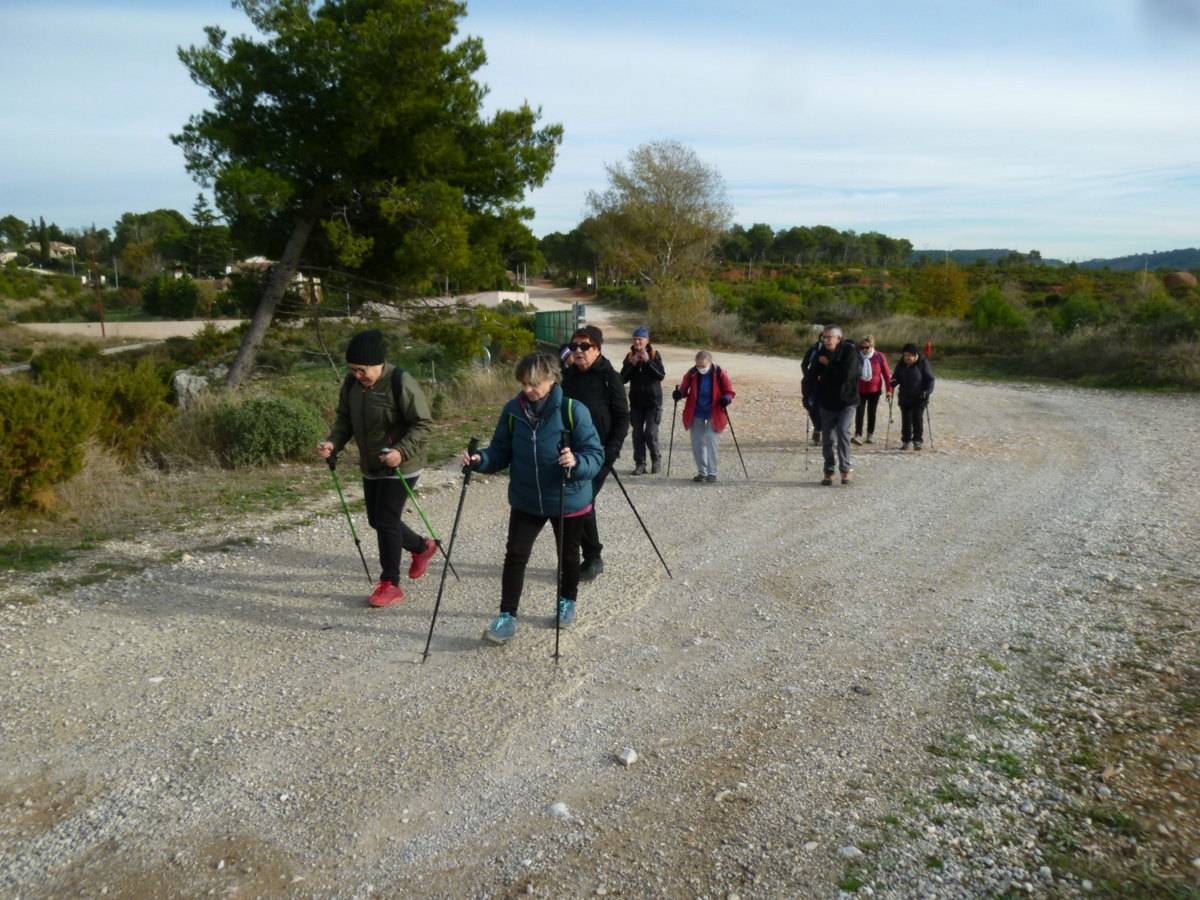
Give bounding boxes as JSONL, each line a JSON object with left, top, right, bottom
{"left": 2, "top": 335, "right": 1198, "bottom": 898}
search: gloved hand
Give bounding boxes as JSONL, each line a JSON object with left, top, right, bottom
{"left": 719, "top": 395, "right": 732, "bottom": 408}
{"left": 672, "top": 388, "right": 683, "bottom": 402}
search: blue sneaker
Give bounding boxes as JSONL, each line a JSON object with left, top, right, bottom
{"left": 484, "top": 612, "right": 517, "bottom": 644}
{"left": 557, "top": 598, "right": 577, "bottom": 628}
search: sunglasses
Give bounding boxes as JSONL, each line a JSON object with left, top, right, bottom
{"left": 568, "top": 342, "right": 594, "bottom": 352}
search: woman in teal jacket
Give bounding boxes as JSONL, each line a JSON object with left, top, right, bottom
{"left": 464, "top": 351, "right": 604, "bottom": 644}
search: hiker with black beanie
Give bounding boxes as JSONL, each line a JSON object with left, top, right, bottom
{"left": 317, "top": 329, "right": 439, "bottom": 607}
{"left": 562, "top": 325, "right": 630, "bottom": 581}
{"left": 890, "top": 343, "right": 936, "bottom": 450}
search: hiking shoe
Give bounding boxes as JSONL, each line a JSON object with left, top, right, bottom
{"left": 901, "top": 442, "right": 912, "bottom": 451}
{"left": 484, "top": 612, "right": 517, "bottom": 644}
{"left": 557, "top": 598, "right": 577, "bottom": 628}
{"left": 811, "top": 431, "right": 821, "bottom": 445}
{"left": 851, "top": 435, "right": 863, "bottom": 446}
{"left": 704, "top": 474, "right": 717, "bottom": 483}
{"left": 650, "top": 458, "right": 660, "bottom": 474}
{"left": 865, "top": 433, "right": 875, "bottom": 444}
{"left": 367, "top": 580, "right": 405, "bottom": 608}
{"left": 821, "top": 472, "right": 834, "bottom": 486}
{"left": 913, "top": 441, "right": 923, "bottom": 450}
{"left": 631, "top": 463, "right": 647, "bottom": 476}
{"left": 408, "top": 538, "right": 438, "bottom": 579}
{"left": 692, "top": 473, "right": 706, "bottom": 482}
{"left": 841, "top": 470, "right": 853, "bottom": 484}
{"left": 580, "top": 558, "right": 604, "bottom": 581}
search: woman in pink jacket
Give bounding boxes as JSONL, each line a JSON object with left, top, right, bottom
{"left": 852, "top": 335, "right": 892, "bottom": 445}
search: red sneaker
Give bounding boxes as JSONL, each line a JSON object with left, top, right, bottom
{"left": 367, "top": 580, "right": 405, "bottom": 607}
{"left": 408, "top": 538, "right": 438, "bottom": 580}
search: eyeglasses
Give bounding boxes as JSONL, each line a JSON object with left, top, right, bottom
{"left": 568, "top": 342, "right": 594, "bottom": 352}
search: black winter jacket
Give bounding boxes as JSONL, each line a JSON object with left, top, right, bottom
{"left": 808, "top": 340, "right": 861, "bottom": 410}
{"left": 890, "top": 356, "right": 935, "bottom": 403}
{"left": 562, "top": 355, "right": 631, "bottom": 464}
{"left": 620, "top": 344, "right": 666, "bottom": 409}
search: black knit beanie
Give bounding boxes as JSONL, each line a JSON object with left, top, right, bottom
{"left": 902, "top": 342, "right": 919, "bottom": 355}
{"left": 346, "top": 330, "right": 386, "bottom": 365}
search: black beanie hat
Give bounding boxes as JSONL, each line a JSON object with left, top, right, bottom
{"left": 346, "top": 330, "right": 386, "bottom": 365}
{"left": 902, "top": 342, "right": 919, "bottom": 355}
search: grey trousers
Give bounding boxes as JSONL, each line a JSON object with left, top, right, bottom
{"left": 690, "top": 417, "right": 720, "bottom": 476}
{"left": 630, "top": 404, "right": 662, "bottom": 464}
{"left": 820, "top": 406, "right": 855, "bottom": 473}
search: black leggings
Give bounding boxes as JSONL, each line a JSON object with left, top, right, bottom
{"left": 363, "top": 476, "right": 427, "bottom": 584}
{"left": 855, "top": 392, "right": 882, "bottom": 436}
{"left": 900, "top": 401, "right": 927, "bottom": 443}
{"left": 501, "top": 507, "right": 585, "bottom": 615}
{"left": 579, "top": 463, "right": 612, "bottom": 564}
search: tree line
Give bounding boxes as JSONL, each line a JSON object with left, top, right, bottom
{"left": 0, "top": 196, "right": 233, "bottom": 282}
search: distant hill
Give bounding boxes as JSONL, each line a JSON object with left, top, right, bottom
{"left": 911, "top": 247, "right": 1200, "bottom": 271}
{"left": 910, "top": 249, "right": 1067, "bottom": 267}
{"left": 1075, "top": 248, "right": 1200, "bottom": 271}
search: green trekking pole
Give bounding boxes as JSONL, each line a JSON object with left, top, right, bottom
{"left": 326, "top": 454, "right": 373, "bottom": 584}
{"left": 381, "top": 448, "right": 459, "bottom": 582}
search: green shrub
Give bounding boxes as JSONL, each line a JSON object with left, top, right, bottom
{"left": 0, "top": 382, "right": 93, "bottom": 508}
{"left": 142, "top": 275, "right": 201, "bottom": 318}
{"left": 94, "top": 359, "right": 175, "bottom": 460}
{"left": 970, "top": 286, "right": 1028, "bottom": 332}
{"left": 216, "top": 396, "right": 324, "bottom": 467}
{"left": 33, "top": 351, "right": 173, "bottom": 461}
{"left": 1049, "top": 292, "right": 1113, "bottom": 334}
{"left": 647, "top": 282, "right": 712, "bottom": 342}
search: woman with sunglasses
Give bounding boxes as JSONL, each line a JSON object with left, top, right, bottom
{"left": 561, "top": 325, "right": 630, "bottom": 582}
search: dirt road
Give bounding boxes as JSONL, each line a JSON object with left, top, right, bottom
{"left": 2, "top": 305, "right": 1198, "bottom": 898}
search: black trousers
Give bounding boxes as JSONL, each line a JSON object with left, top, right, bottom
{"left": 900, "top": 400, "right": 927, "bottom": 443}
{"left": 630, "top": 404, "right": 662, "bottom": 464}
{"left": 502, "top": 507, "right": 585, "bottom": 615}
{"left": 579, "top": 463, "right": 612, "bottom": 564}
{"left": 362, "top": 476, "right": 427, "bottom": 584}
{"left": 855, "top": 392, "right": 883, "bottom": 436}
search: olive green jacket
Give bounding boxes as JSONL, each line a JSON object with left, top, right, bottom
{"left": 325, "top": 365, "right": 432, "bottom": 477}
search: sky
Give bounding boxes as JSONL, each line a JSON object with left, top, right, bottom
{"left": 1, "top": 0, "right": 1198, "bottom": 261}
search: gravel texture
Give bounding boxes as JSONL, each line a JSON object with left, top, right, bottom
{"left": 2, "top": 339, "right": 1198, "bottom": 898}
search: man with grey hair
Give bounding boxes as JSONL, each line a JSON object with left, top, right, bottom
{"left": 807, "top": 324, "right": 861, "bottom": 484}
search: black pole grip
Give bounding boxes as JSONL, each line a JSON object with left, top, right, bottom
{"left": 462, "top": 437, "right": 480, "bottom": 475}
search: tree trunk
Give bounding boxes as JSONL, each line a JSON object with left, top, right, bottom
{"left": 225, "top": 215, "right": 316, "bottom": 389}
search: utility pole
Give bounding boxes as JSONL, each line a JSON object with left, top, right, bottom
{"left": 112, "top": 257, "right": 120, "bottom": 289}
{"left": 90, "top": 254, "right": 107, "bottom": 338}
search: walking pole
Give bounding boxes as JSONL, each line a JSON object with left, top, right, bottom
{"left": 724, "top": 408, "right": 750, "bottom": 481}
{"left": 421, "top": 438, "right": 478, "bottom": 662}
{"left": 925, "top": 398, "right": 934, "bottom": 449}
{"left": 885, "top": 393, "right": 894, "bottom": 450}
{"left": 326, "top": 454, "right": 373, "bottom": 584}
{"left": 608, "top": 469, "right": 672, "bottom": 578}
{"left": 381, "top": 447, "right": 458, "bottom": 582}
{"left": 804, "top": 399, "right": 810, "bottom": 470}
{"left": 554, "top": 431, "right": 570, "bottom": 664}
{"left": 666, "top": 398, "right": 678, "bottom": 477}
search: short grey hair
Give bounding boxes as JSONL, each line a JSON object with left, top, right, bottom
{"left": 515, "top": 351, "right": 562, "bottom": 385}
{"left": 694, "top": 350, "right": 713, "bottom": 365}
{"left": 822, "top": 324, "right": 843, "bottom": 338}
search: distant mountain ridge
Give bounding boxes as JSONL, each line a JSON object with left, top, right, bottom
{"left": 911, "top": 247, "right": 1200, "bottom": 271}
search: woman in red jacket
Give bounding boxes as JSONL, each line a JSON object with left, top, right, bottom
{"left": 672, "top": 350, "right": 735, "bottom": 483}
{"left": 852, "top": 335, "right": 892, "bottom": 446}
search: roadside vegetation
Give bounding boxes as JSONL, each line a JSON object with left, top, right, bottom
{"left": 0, "top": 306, "right": 533, "bottom": 573}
